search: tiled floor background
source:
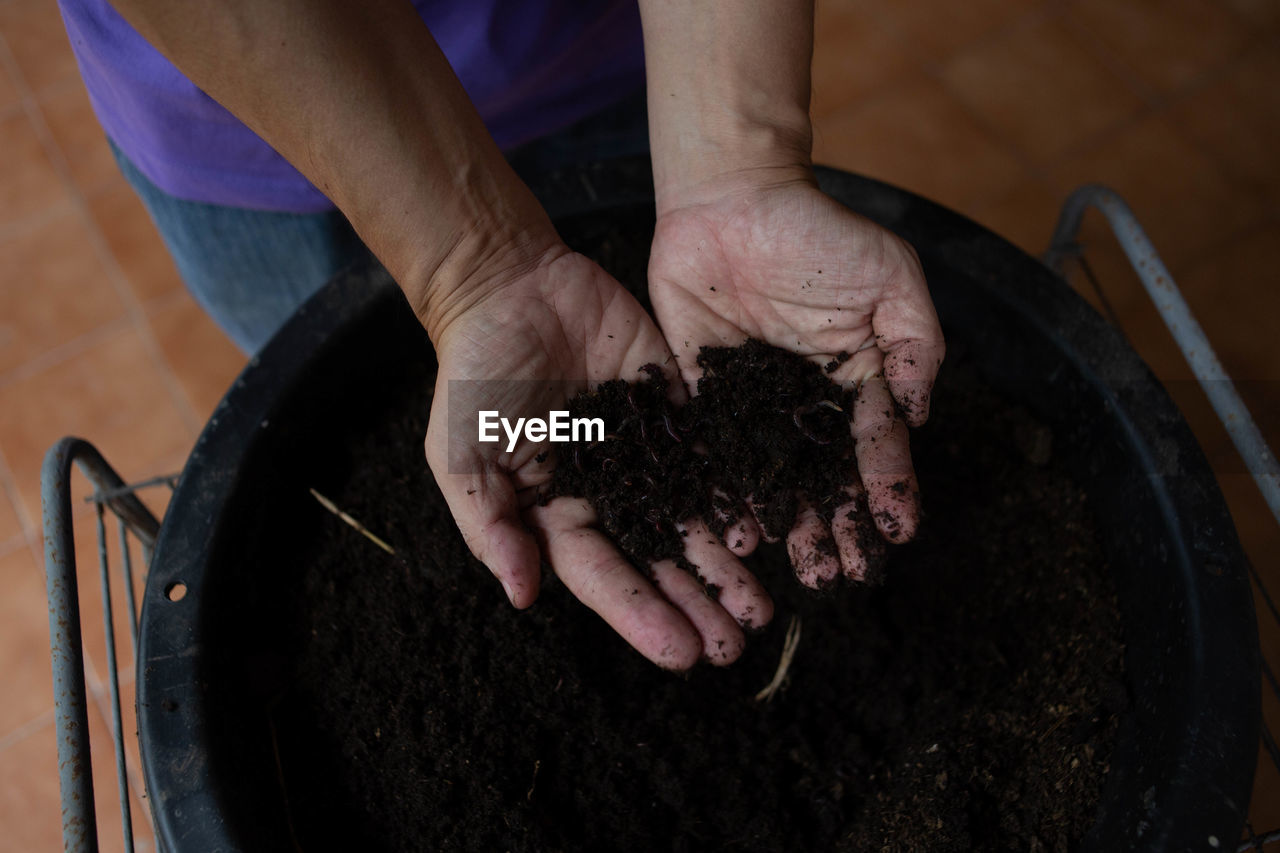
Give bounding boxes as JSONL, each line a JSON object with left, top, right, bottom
{"left": 0, "top": 0, "right": 1276, "bottom": 848}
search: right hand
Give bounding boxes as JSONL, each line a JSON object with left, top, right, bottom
{"left": 649, "top": 176, "right": 944, "bottom": 587}
{"left": 424, "top": 244, "right": 772, "bottom": 670}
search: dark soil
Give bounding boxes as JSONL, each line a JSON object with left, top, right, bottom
{"left": 546, "top": 340, "right": 856, "bottom": 569}
{"left": 688, "top": 338, "right": 856, "bottom": 540}
{"left": 268, "top": 353, "right": 1126, "bottom": 852}
{"left": 545, "top": 363, "right": 710, "bottom": 569}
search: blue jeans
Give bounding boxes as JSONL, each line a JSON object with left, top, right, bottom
{"left": 113, "top": 142, "right": 367, "bottom": 354}
{"left": 113, "top": 92, "right": 649, "bottom": 354}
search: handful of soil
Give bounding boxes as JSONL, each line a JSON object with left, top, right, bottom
{"left": 689, "top": 338, "right": 856, "bottom": 540}
{"left": 544, "top": 364, "right": 710, "bottom": 568}
{"left": 547, "top": 339, "right": 859, "bottom": 573}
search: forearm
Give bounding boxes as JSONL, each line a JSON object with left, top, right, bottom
{"left": 637, "top": 0, "right": 816, "bottom": 214}
{"left": 109, "top": 0, "right": 559, "bottom": 342}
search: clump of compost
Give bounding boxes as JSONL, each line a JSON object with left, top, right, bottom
{"left": 690, "top": 339, "right": 856, "bottom": 540}
{"left": 544, "top": 364, "right": 710, "bottom": 569}
{"left": 547, "top": 339, "right": 858, "bottom": 570}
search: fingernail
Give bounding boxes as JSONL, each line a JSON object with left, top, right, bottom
{"left": 499, "top": 577, "right": 517, "bottom": 605}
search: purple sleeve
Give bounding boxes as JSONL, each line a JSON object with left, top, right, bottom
{"left": 58, "top": 0, "right": 645, "bottom": 213}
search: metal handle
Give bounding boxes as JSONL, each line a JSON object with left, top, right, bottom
{"left": 42, "top": 437, "right": 163, "bottom": 853}
{"left": 1044, "top": 186, "right": 1280, "bottom": 851}
{"left": 1044, "top": 184, "right": 1280, "bottom": 529}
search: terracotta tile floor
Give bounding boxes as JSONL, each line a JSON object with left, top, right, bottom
{"left": 0, "top": 0, "right": 1277, "bottom": 848}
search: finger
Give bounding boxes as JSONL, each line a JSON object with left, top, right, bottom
{"left": 883, "top": 339, "right": 945, "bottom": 427}
{"left": 866, "top": 241, "right": 945, "bottom": 427}
{"left": 785, "top": 501, "right": 842, "bottom": 590}
{"left": 829, "top": 484, "right": 888, "bottom": 583}
{"left": 525, "top": 497, "right": 703, "bottom": 671}
{"left": 710, "top": 489, "right": 761, "bottom": 556}
{"left": 678, "top": 520, "right": 774, "bottom": 631}
{"left": 853, "top": 374, "right": 922, "bottom": 543}
{"left": 651, "top": 559, "right": 746, "bottom": 666}
{"left": 427, "top": 393, "right": 543, "bottom": 609}
{"left": 827, "top": 343, "right": 883, "bottom": 395}
{"left": 748, "top": 496, "right": 784, "bottom": 544}
{"left": 724, "top": 513, "right": 761, "bottom": 557}
{"left": 433, "top": 459, "right": 543, "bottom": 608}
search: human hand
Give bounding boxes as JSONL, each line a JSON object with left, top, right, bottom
{"left": 425, "top": 245, "right": 771, "bottom": 670}
{"left": 648, "top": 177, "right": 945, "bottom": 586}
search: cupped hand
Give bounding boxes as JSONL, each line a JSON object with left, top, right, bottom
{"left": 424, "top": 246, "right": 770, "bottom": 670}
{"left": 648, "top": 178, "right": 945, "bottom": 585}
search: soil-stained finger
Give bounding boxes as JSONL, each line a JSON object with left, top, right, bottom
{"left": 785, "top": 502, "right": 842, "bottom": 589}
{"left": 429, "top": 460, "right": 542, "bottom": 607}
{"left": 724, "top": 514, "right": 760, "bottom": 556}
{"left": 651, "top": 559, "right": 746, "bottom": 666}
{"left": 853, "top": 374, "right": 921, "bottom": 543}
{"left": 748, "top": 495, "right": 783, "bottom": 544}
{"left": 678, "top": 520, "right": 774, "bottom": 631}
{"left": 525, "top": 497, "right": 702, "bottom": 671}
{"left": 829, "top": 485, "right": 888, "bottom": 583}
{"left": 825, "top": 343, "right": 876, "bottom": 384}
{"left": 710, "top": 489, "right": 761, "bottom": 556}
{"left": 883, "top": 339, "right": 945, "bottom": 427}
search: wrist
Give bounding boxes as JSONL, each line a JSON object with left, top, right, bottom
{"left": 389, "top": 174, "right": 565, "bottom": 345}
{"left": 407, "top": 223, "right": 566, "bottom": 346}
{"left": 639, "top": 0, "right": 817, "bottom": 215}
{"left": 648, "top": 87, "right": 816, "bottom": 216}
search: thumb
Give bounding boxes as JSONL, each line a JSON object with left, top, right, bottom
{"left": 868, "top": 237, "right": 945, "bottom": 427}
{"left": 882, "top": 339, "right": 944, "bottom": 428}
{"left": 425, "top": 407, "right": 542, "bottom": 609}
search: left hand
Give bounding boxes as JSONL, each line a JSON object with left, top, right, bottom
{"left": 426, "top": 246, "right": 770, "bottom": 669}
{"left": 648, "top": 176, "right": 945, "bottom": 586}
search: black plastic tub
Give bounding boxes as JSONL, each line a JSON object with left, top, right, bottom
{"left": 137, "top": 160, "right": 1259, "bottom": 851}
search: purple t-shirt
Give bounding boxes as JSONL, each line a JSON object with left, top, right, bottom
{"left": 58, "top": 0, "right": 646, "bottom": 213}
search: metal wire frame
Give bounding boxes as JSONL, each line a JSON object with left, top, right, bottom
{"left": 1045, "top": 185, "right": 1280, "bottom": 852}
{"left": 41, "top": 437, "right": 171, "bottom": 853}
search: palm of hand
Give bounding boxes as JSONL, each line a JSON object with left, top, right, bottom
{"left": 431, "top": 253, "right": 657, "bottom": 488}
{"left": 649, "top": 183, "right": 944, "bottom": 584}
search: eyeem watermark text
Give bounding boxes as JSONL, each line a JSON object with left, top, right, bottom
{"left": 478, "top": 410, "right": 604, "bottom": 452}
